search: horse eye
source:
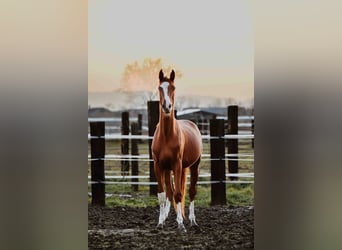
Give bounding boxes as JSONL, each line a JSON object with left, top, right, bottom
{"left": 158, "top": 86, "right": 162, "bottom": 91}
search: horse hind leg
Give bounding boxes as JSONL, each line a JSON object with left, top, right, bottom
{"left": 173, "top": 161, "right": 187, "bottom": 232}
{"left": 180, "top": 168, "right": 188, "bottom": 219}
{"left": 189, "top": 157, "right": 200, "bottom": 226}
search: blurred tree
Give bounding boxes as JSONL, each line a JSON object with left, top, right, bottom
{"left": 105, "top": 102, "right": 113, "bottom": 110}
{"left": 121, "top": 58, "right": 182, "bottom": 100}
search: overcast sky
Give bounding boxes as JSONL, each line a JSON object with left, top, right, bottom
{"left": 89, "top": 0, "right": 253, "bottom": 101}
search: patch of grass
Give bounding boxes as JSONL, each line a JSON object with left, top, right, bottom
{"left": 184, "top": 185, "right": 211, "bottom": 207}
{"left": 227, "top": 183, "right": 254, "bottom": 205}
{"left": 89, "top": 183, "right": 254, "bottom": 207}
{"left": 106, "top": 194, "right": 159, "bottom": 207}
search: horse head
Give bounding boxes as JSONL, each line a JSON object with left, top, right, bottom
{"left": 158, "top": 69, "right": 176, "bottom": 115}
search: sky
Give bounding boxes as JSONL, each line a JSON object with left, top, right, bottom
{"left": 89, "top": 0, "right": 254, "bottom": 102}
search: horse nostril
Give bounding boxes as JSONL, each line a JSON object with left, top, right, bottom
{"left": 168, "top": 104, "right": 171, "bottom": 109}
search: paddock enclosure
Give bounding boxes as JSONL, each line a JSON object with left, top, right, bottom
{"left": 88, "top": 102, "right": 254, "bottom": 249}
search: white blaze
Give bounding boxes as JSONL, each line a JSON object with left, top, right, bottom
{"left": 160, "top": 81, "right": 172, "bottom": 112}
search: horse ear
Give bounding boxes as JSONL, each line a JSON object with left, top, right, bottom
{"left": 170, "top": 70, "right": 175, "bottom": 82}
{"left": 159, "top": 70, "right": 164, "bottom": 82}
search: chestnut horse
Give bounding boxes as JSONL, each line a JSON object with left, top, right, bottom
{"left": 151, "top": 69, "right": 202, "bottom": 232}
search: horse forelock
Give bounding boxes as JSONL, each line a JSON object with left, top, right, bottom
{"left": 159, "top": 78, "right": 173, "bottom": 84}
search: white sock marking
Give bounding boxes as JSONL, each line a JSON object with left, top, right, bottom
{"left": 176, "top": 202, "right": 183, "bottom": 225}
{"left": 158, "top": 192, "right": 166, "bottom": 203}
{"left": 165, "top": 199, "right": 170, "bottom": 218}
{"left": 158, "top": 192, "right": 166, "bottom": 225}
{"left": 189, "top": 200, "right": 196, "bottom": 225}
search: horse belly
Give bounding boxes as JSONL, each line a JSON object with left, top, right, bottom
{"left": 179, "top": 121, "right": 202, "bottom": 168}
{"left": 182, "top": 140, "right": 201, "bottom": 168}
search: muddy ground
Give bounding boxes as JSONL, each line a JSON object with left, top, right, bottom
{"left": 88, "top": 205, "right": 254, "bottom": 249}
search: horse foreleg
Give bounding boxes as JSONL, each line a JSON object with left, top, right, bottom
{"left": 157, "top": 191, "right": 166, "bottom": 227}
{"left": 154, "top": 164, "right": 166, "bottom": 228}
{"left": 173, "top": 160, "right": 186, "bottom": 232}
{"left": 189, "top": 158, "right": 200, "bottom": 226}
{"left": 164, "top": 170, "right": 173, "bottom": 220}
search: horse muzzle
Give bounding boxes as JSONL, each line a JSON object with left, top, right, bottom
{"left": 162, "top": 103, "right": 172, "bottom": 114}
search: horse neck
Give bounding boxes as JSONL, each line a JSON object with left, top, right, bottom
{"left": 159, "top": 108, "right": 176, "bottom": 138}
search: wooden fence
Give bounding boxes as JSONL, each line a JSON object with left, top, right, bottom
{"left": 88, "top": 101, "right": 254, "bottom": 206}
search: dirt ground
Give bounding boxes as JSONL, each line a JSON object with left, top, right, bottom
{"left": 88, "top": 205, "right": 254, "bottom": 249}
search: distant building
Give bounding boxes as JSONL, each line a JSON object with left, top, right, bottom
{"left": 88, "top": 107, "right": 147, "bottom": 134}
{"left": 175, "top": 106, "right": 254, "bottom": 135}
{"left": 176, "top": 108, "right": 217, "bottom": 120}
{"left": 176, "top": 108, "right": 219, "bottom": 135}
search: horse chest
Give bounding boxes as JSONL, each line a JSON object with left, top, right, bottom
{"left": 156, "top": 144, "right": 181, "bottom": 170}
{"left": 159, "top": 144, "right": 178, "bottom": 158}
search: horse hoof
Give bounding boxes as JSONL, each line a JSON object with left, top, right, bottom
{"left": 177, "top": 224, "right": 187, "bottom": 233}
{"left": 190, "top": 220, "right": 199, "bottom": 227}
{"left": 156, "top": 223, "right": 164, "bottom": 229}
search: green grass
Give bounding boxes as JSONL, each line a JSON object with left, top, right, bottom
{"left": 88, "top": 139, "right": 254, "bottom": 207}
{"left": 88, "top": 182, "right": 254, "bottom": 207}
{"left": 227, "top": 183, "right": 254, "bottom": 205}
{"left": 106, "top": 194, "right": 159, "bottom": 207}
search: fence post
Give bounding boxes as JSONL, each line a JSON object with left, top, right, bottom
{"left": 148, "top": 101, "right": 159, "bottom": 195}
{"left": 198, "top": 118, "right": 203, "bottom": 134}
{"left": 137, "top": 114, "right": 143, "bottom": 143}
{"left": 251, "top": 118, "right": 254, "bottom": 148}
{"left": 210, "top": 119, "right": 226, "bottom": 205}
{"left": 90, "top": 122, "right": 105, "bottom": 206}
{"left": 121, "top": 112, "right": 130, "bottom": 175}
{"left": 131, "top": 122, "right": 139, "bottom": 191}
{"left": 227, "top": 105, "right": 238, "bottom": 180}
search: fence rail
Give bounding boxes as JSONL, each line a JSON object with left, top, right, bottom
{"left": 88, "top": 134, "right": 254, "bottom": 140}
{"left": 88, "top": 172, "right": 254, "bottom": 179}
{"left": 88, "top": 103, "right": 254, "bottom": 206}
